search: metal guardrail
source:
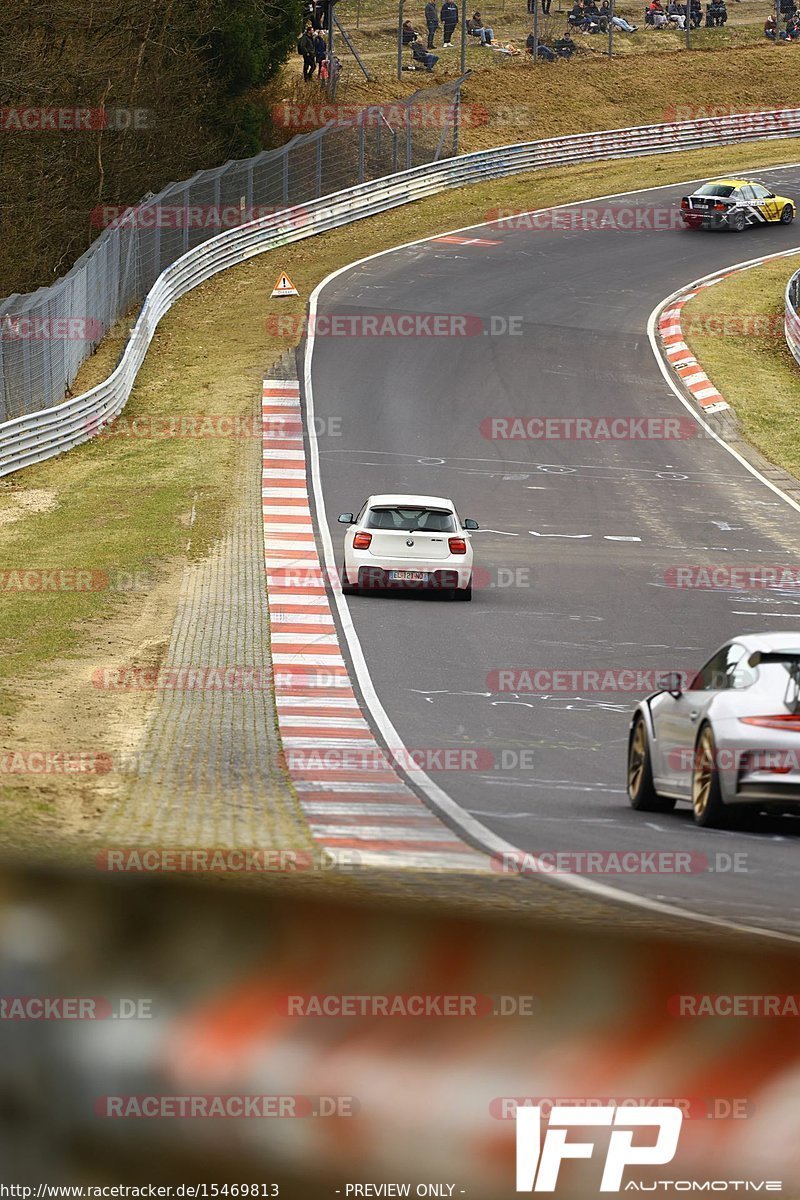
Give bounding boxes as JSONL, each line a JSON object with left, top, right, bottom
{"left": 785, "top": 264, "right": 800, "bottom": 366}
{"left": 3, "top": 107, "right": 800, "bottom": 479}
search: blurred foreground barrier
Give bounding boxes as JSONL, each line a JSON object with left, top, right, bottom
{"left": 3, "top": 109, "right": 800, "bottom": 478}
{"left": 785, "top": 264, "right": 800, "bottom": 366}
{"left": 0, "top": 864, "right": 798, "bottom": 1195}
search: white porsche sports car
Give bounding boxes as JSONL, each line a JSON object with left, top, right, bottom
{"left": 338, "top": 493, "right": 478, "bottom": 600}
{"left": 627, "top": 632, "right": 800, "bottom": 827}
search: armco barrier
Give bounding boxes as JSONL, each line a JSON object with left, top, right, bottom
{"left": 3, "top": 108, "right": 800, "bottom": 479}
{"left": 785, "top": 263, "right": 800, "bottom": 365}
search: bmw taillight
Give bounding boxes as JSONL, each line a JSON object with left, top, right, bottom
{"left": 713, "top": 202, "right": 727, "bottom": 211}
{"left": 448, "top": 537, "right": 467, "bottom": 554}
{"left": 353, "top": 531, "right": 372, "bottom": 549}
{"left": 740, "top": 714, "right": 800, "bottom": 732}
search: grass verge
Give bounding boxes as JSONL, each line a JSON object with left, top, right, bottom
{"left": 269, "top": 0, "right": 800, "bottom": 153}
{"left": 681, "top": 251, "right": 800, "bottom": 478}
{"left": 3, "top": 136, "right": 800, "bottom": 852}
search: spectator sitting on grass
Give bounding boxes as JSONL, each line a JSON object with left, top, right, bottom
{"left": 411, "top": 33, "right": 439, "bottom": 67}
{"left": 765, "top": 12, "right": 776, "bottom": 35}
{"left": 467, "top": 10, "right": 495, "bottom": 42}
{"left": 785, "top": 12, "right": 800, "bottom": 35}
{"left": 402, "top": 19, "right": 417, "bottom": 42}
{"left": 553, "top": 30, "right": 577, "bottom": 52}
{"left": 705, "top": 0, "right": 727, "bottom": 24}
{"left": 689, "top": 0, "right": 702, "bottom": 23}
{"left": 525, "top": 30, "right": 556, "bottom": 55}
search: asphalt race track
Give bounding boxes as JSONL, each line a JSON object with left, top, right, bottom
{"left": 307, "top": 165, "right": 800, "bottom": 937}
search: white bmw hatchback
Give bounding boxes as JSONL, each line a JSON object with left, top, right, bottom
{"left": 338, "top": 493, "right": 478, "bottom": 600}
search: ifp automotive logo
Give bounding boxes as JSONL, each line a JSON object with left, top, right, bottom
{"left": 515, "top": 1105, "right": 783, "bottom": 1192}
{"left": 516, "top": 1105, "right": 683, "bottom": 1192}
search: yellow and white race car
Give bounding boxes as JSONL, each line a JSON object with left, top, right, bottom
{"left": 680, "top": 178, "right": 796, "bottom": 231}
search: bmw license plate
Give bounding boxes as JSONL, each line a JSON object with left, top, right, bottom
{"left": 389, "top": 570, "right": 428, "bottom": 582}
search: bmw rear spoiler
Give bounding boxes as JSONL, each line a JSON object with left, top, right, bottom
{"left": 748, "top": 651, "right": 800, "bottom": 666}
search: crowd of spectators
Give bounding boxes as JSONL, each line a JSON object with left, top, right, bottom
{"left": 765, "top": 1, "right": 800, "bottom": 38}
{"left": 644, "top": 0, "right": 725, "bottom": 27}
{"left": 301, "top": 0, "right": 747, "bottom": 82}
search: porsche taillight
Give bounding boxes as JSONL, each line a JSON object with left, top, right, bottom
{"left": 740, "top": 714, "right": 800, "bottom": 732}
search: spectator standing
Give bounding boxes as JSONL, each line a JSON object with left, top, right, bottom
{"left": 440, "top": 0, "right": 459, "bottom": 45}
{"left": 425, "top": 0, "right": 440, "bottom": 46}
{"left": 313, "top": 29, "right": 327, "bottom": 73}
{"left": 298, "top": 25, "right": 317, "bottom": 79}
{"left": 541, "top": 0, "right": 552, "bottom": 12}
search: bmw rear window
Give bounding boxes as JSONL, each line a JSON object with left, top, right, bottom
{"left": 366, "top": 507, "right": 456, "bottom": 532}
{"left": 694, "top": 184, "right": 735, "bottom": 198}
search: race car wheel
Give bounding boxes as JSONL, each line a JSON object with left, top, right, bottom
{"left": 691, "top": 724, "right": 728, "bottom": 828}
{"left": 729, "top": 210, "right": 746, "bottom": 232}
{"left": 780, "top": 205, "right": 794, "bottom": 225}
{"left": 340, "top": 564, "right": 359, "bottom": 596}
{"left": 627, "top": 716, "right": 675, "bottom": 812}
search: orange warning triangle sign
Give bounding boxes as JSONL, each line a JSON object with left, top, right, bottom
{"left": 271, "top": 271, "right": 299, "bottom": 298}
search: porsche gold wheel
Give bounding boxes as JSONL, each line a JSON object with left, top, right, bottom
{"left": 691, "top": 725, "right": 728, "bottom": 828}
{"left": 628, "top": 717, "right": 675, "bottom": 813}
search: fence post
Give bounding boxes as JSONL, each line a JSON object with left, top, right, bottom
{"left": 358, "top": 123, "right": 366, "bottom": 183}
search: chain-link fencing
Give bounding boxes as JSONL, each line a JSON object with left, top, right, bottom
{"left": 0, "top": 76, "right": 467, "bottom": 425}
